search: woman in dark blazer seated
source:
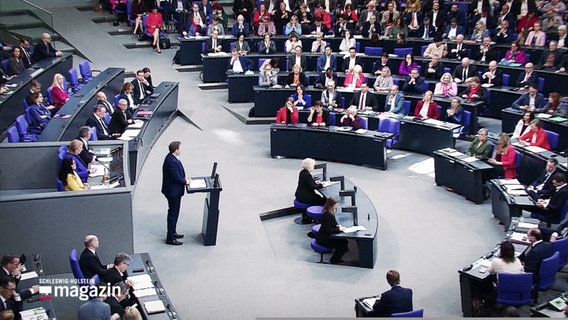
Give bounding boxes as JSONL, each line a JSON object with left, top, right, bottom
{"left": 307, "top": 100, "right": 329, "bottom": 126}
{"left": 285, "top": 65, "right": 308, "bottom": 88}
{"left": 316, "top": 197, "right": 348, "bottom": 264}
{"left": 117, "top": 82, "right": 137, "bottom": 115}
{"left": 442, "top": 97, "right": 464, "bottom": 124}
{"left": 258, "top": 33, "right": 276, "bottom": 54}
{"left": 295, "top": 158, "right": 326, "bottom": 220}
{"left": 27, "top": 92, "right": 53, "bottom": 131}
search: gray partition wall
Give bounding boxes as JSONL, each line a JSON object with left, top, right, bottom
{"left": 0, "top": 142, "right": 133, "bottom": 275}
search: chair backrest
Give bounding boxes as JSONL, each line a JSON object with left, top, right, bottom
{"left": 420, "top": 45, "right": 428, "bottom": 56}
{"left": 89, "top": 127, "right": 98, "bottom": 141}
{"left": 328, "top": 112, "right": 336, "bottom": 126}
{"left": 304, "top": 94, "right": 312, "bottom": 108}
{"left": 6, "top": 126, "right": 19, "bottom": 143}
{"left": 403, "top": 101, "right": 411, "bottom": 115}
{"left": 46, "top": 87, "right": 54, "bottom": 105}
{"left": 79, "top": 60, "right": 92, "bottom": 80}
{"left": 103, "top": 112, "right": 111, "bottom": 125}
{"left": 258, "top": 58, "right": 267, "bottom": 70}
{"left": 89, "top": 274, "right": 100, "bottom": 288}
{"left": 58, "top": 144, "right": 69, "bottom": 163}
{"left": 56, "top": 178, "right": 65, "bottom": 191}
{"left": 378, "top": 118, "right": 400, "bottom": 135}
{"left": 537, "top": 251, "right": 559, "bottom": 291}
{"left": 497, "top": 272, "right": 533, "bottom": 306}
{"left": 114, "top": 94, "right": 120, "bottom": 106}
{"left": 391, "top": 309, "right": 424, "bottom": 318}
{"left": 537, "top": 77, "right": 544, "bottom": 92}
{"left": 15, "top": 115, "right": 29, "bottom": 136}
{"left": 462, "top": 110, "right": 472, "bottom": 133}
{"left": 552, "top": 236, "right": 568, "bottom": 271}
{"left": 360, "top": 117, "right": 368, "bottom": 129}
{"left": 365, "top": 47, "right": 383, "bottom": 56}
{"left": 68, "top": 68, "right": 80, "bottom": 86}
{"left": 515, "top": 150, "right": 522, "bottom": 169}
{"left": 22, "top": 98, "right": 29, "bottom": 110}
{"left": 69, "top": 249, "right": 85, "bottom": 280}
{"left": 24, "top": 107, "right": 33, "bottom": 125}
{"left": 544, "top": 130, "right": 559, "bottom": 150}
{"left": 394, "top": 48, "right": 413, "bottom": 57}
{"left": 355, "top": 41, "right": 360, "bottom": 53}
{"left": 502, "top": 74, "right": 510, "bottom": 86}
{"left": 488, "top": 142, "right": 495, "bottom": 158}
{"left": 0, "top": 59, "right": 8, "bottom": 73}
{"left": 443, "top": 67, "right": 450, "bottom": 74}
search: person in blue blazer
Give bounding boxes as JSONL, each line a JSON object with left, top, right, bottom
{"left": 316, "top": 46, "right": 337, "bottom": 72}
{"left": 384, "top": 85, "right": 405, "bottom": 114}
{"left": 511, "top": 84, "right": 547, "bottom": 111}
{"left": 402, "top": 69, "right": 426, "bottom": 94}
{"left": 417, "top": 17, "right": 436, "bottom": 39}
{"left": 227, "top": 48, "right": 252, "bottom": 73}
{"left": 442, "top": 19, "right": 465, "bottom": 39}
{"left": 161, "top": 141, "right": 190, "bottom": 246}
{"left": 372, "top": 270, "right": 413, "bottom": 317}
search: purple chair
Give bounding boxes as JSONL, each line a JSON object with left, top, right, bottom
{"left": 79, "top": 60, "right": 96, "bottom": 82}
{"left": 67, "top": 68, "right": 84, "bottom": 93}
{"left": 89, "top": 127, "right": 98, "bottom": 141}
{"left": 306, "top": 205, "right": 323, "bottom": 220}
{"left": 310, "top": 239, "right": 331, "bottom": 263}
{"left": 378, "top": 118, "right": 400, "bottom": 148}
{"left": 552, "top": 236, "right": 568, "bottom": 271}
{"left": 15, "top": 115, "right": 37, "bottom": 142}
{"left": 311, "top": 224, "right": 321, "bottom": 235}
{"left": 497, "top": 273, "right": 533, "bottom": 306}
{"left": 545, "top": 130, "right": 559, "bottom": 150}
{"left": 6, "top": 126, "right": 20, "bottom": 143}
{"left": 392, "top": 309, "right": 424, "bottom": 317}
{"left": 364, "top": 47, "right": 383, "bottom": 56}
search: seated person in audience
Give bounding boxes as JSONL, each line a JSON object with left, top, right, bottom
{"left": 131, "top": 69, "right": 152, "bottom": 104}
{"left": 402, "top": 68, "right": 426, "bottom": 94}
{"left": 104, "top": 282, "right": 130, "bottom": 319}
{"left": 515, "top": 62, "right": 536, "bottom": 88}
{"left": 291, "top": 84, "right": 310, "bottom": 108}
{"left": 343, "top": 65, "right": 364, "bottom": 89}
{"left": 495, "top": 20, "right": 514, "bottom": 44}
{"left": 480, "top": 61, "right": 502, "bottom": 87}
{"left": 316, "top": 197, "right": 349, "bottom": 264}
{"left": 289, "top": 45, "right": 307, "bottom": 71}
{"left": 78, "top": 285, "right": 111, "bottom": 320}
{"left": 536, "top": 92, "right": 565, "bottom": 115}
{"left": 310, "top": 32, "right": 327, "bottom": 54}
{"left": 398, "top": 53, "right": 417, "bottom": 77}
{"left": 404, "top": 3, "right": 422, "bottom": 37}
{"left": 434, "top": 73, "right": 457, "bottom": 97}
{"left": 101, "top": 253, "right": 132, "bottom": 286}
{"left": 530, "top": 173, "right": 568, "bottom": 220}
{"left": 342, "top": 47, "right": 360, "bottom": 73}
{"left": 296, "top": 4, "right": 313, "bottom": 34}
{"left": 18, "top": 38, "right": 33, "bottom": 68}
{"left": 32, "top": 33, "right": 62, "bottom": 62}
{"left": 446, "top": 35, "right": 467, "bottom": 60}
{"left": 524, "top": 21, "right": 545, "bottom": 47}
{"left": 442, "top": 18, "right": 464, "bottom": 40}
{"left": 86, "top": 105, "right": 115, "bottom": 140}
{"left": 386, "top": 17, "right": 406, "bottom": 39}
{"left": 1, "top": 255, "right": 39, "bottom": 300}
{"left": 321, "top": 80, "right": 342, "bottom": 109}
{"left": 231, "top": 14, "right": 250, "bottom": 37}
{"left": 443, "top": 97, "right": 464, "bottom": 124}
{"left": 511, "top": 111, "right": 534, "bottom": 139}
{"left": 361, "top": 14, "right": 381, "bottom": 38}
{"left": 232, "top": 33, "right": 251, "bottom": 55}
{"left": 206, "top": 16, "right": 225, "bottom": 36}
{"left": 316, "top": 46, "right": 337, "bottom": 72}
{"left": 58, "top": 158, "right": 88, "bottom": 191}
{"left": 65, "top": 139, "right": 94, "bottom": 183}
{"left": 227, "top": 47, "right": 252, "bottom": 73}
{"left": 384, "top": 85, "right": 405, "bottom": 115}
{"left": 537, "top": 41, "right": 563, "bottom": 71}
{"left": 258, "top": 33, "right": 277, "bottom": 54}
{"left": 259, "top": 57, "right": 280, "bottom": 73}
{"left": 285, "top": 65, "right": 308, "bottom": 88}
{"left": 258, "top": 63, "right": 278, "bottom": 87}
{"left": 276, "top": 97, "right": 299, "bottom": 124}
{"left": 285, "top": 16, "right": 302, "bottom": 35}
{"left": 417, "top": 17, "right": 436, "bottom": 39}
{"left": 340, "top": 106, "right": 363, "bottom": 129}
{"left": 7, "top": 48, "right": 25, "bottom": 76}
{"left": 372, "top": 270, "right": 413, "bottom": 317}
{"left": 422, "top": 54, "right": 443, "bottom": 80}
{"left": 518, "top": 228, "right": 554, "bottom": 281}
{"left": 314, "top": 4, "right": 332, "bottom": 30}
{"left": 109, "top": 99, "right": 138, "bottom": 134}
{"left": 527, "top": 158, "right": 560, "bottom": 200}
{"left": 466, "top": 128, "right": 491, "bottom": 160}
{"left": 50, "top": 73, "right": 69, "bottom": 111}
{"left": 181, "top": 16, "right": 204, "bottom": 37}
{"left": 488, "top": 241, "right": 524, "bottom": 280}
{"left": 516, "top": 11, "right": 538, "bottom": 39}
{"left": 373, "top": 66, "right": 394, "bottom": 92}
{"left": 309, "top": 18, "right": 329, "bottom": 36}
{"left": 79, "top": 234, "right": 113, "bottom": 279}
{"left": 257, "top": 15, "right": 276, "bottom": 36}
{"left": 117, "top": 82, "right": 138, "bottom": 115}
{"left": 27, "top": 92, "right": 52, "bottom": 131}
{"left": 284, "top": 32, "right": 302, "bottom": 53}
{"left": 503, "top": 41, "right": 527, "bottom": 64}
{"left": 557, "top": 25, "right": 567, "bottom": 48}
{"left": 461, "top": 77, "right": 486, "bottom": 102}
{"left": 204, "top": 30, "right": 224, "bottom": 54}
{"left": 512, "top": 84, "right": 546, "bottom": 111}
{"left": 295, "top": 158, "right": 326, "bottom": 219}
{"left": 315, "top": 67, "right": 337, "bottom": 88}
{"left": 374, "top": 53, "right": 391, "bottom": 75}
{"left": 473, "top": 36, "right": 496, "bottom": 63}
{"left": 422, "top": 37, "right": 446, "bottom": 59}
{"left": 307, "top": 100, "right": 329, "bottom": 126}
{"left": 339, "top": 29, "right": 356, "bottom": 52}
{"left": 488, "top": 133, "right": 516, "bottom": 179}
{"left": 414, "top": 91, "right": 439, "bottom": 119}
{"left": 76, "top": 126, "right": 96, "bottom": 165}
{"left": 470, "top": 20, "right": 489, "bottom": 42}
{"left": 273, "top": 2, "right": 292, "bottom": 35}
{"left": 96, "top": 91, "right": 115, "bottom": 115}
{"left": 130, "top": 0, "right": 146, "bottom": 35}
{"left": 350, "top": 83, "right": 377, "bottom": 110}
{"left": 0, "top": 277, "right": 22, "bottom": 317}
{"left": 518, "top": 119, "right": 551, "bottom": 150}
{"left": 453, "top": 58, "right": 477, "bottom": 84}
{"left": 334, "top": 14, "right": 351, "bottom": 38}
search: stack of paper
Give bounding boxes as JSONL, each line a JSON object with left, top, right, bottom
{"left": 20, "top": 307, "right": 48, "bottom": 320}
{"left": 344, "top": 226, "right": 367, "bottom": 233}
{"left": 423, "top": 118, "right": 443, "bottom": 126}
{"left": 525, "top": 146, "right": 548, "bottom": 153}
{"left": 509, "top": 232, "right": 530, "bottom": 244}
{"left": 499, "top": 179, "right": 521, "bottom": 185}
{"left": 362, "top": 297, "right": 377, "bottom": 308}
{"left": 189, "top": 178, "right": 207, "bottom": 189}
{"left": 134, "top": 288, "right": 158, "bottom": 298}
{"left": 144, "top": 300, "right": 166, "bottom": 314}
{"left": 462, "top": 156, "right": 478, "bottom": 163}
{"left": 128, "top": 274, "right": 153, "bottom": 290}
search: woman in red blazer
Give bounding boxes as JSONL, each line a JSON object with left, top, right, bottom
{"left": 414, "top": 91, "right": 440, "bottom": 119}
{"left": 489, "top": 133, "right": 517, "bottom": 178}
{"left": 275, "top": 97, "right": 299, "bottom": 124}
{"left": 519, "top": 119, "right": 550, "bottom": 150}
{"left": 50, "top": 73, "right": 69, "bottom": 111}
{"left": 145, "top": 7, "right": 163, "bottom": 53}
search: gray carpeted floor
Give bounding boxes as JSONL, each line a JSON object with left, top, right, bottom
{"left": 14, "top": 2, "right": 560, "bottom": 318}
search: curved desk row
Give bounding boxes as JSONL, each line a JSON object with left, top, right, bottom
{"left": 0, "top": 53, "right": 73, "bottom": 136}
{"left": 270, "top": 123, "right": 390, "bottom": 170}
{"left": 38, "top": 67, "right": 126, "bottom": 141}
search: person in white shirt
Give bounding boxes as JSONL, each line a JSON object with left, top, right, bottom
{"left": 488, "top": 241, "right": 524, "bottom": 281}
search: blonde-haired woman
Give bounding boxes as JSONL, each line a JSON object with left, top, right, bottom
{"left": 50, "top": 73, "right": 69, "bottom": 111}
{"left": 373, "top": 66, "right": 393, "bottom": 92}
{"left": 295, "top": 158, "right": 326, "bottom": 223}
{"left": 343, "top": 64, "right": 364, "bottom": 88}
{"left": 488, "top": 133, "right": 517, "bottom": 178}
{"left": 433, "top": 73, "right": 457, "bottom": 97}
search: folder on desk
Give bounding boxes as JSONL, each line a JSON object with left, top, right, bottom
{"left": 510, "top": 232, "right": 530, "bottom": 244}
{"left": 513, "top": 196, "right": 535, "bottom": 206}
{"left": 362, "top": 297, "right": 377, "bottom": 308}
{"left": 548, "top": 297, "right": 567, "bottom": 311}
{"left": 144, "top": 300, "right": 166, "bottom": 314}
{"left": 499, "top": 179, "right": 520, "bottom": 185}
{"left": 189, "top": 178, "right": 207, "bottom": 189}
{"left": 549, "top": 116, "right": 567, "bottom": 123}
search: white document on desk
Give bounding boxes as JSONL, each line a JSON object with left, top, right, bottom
{"left": 499, "top": 179, "right": 520, "bottom": 185}
{"left": 122, "top": 129, "right": 141, "bottom": 137}
{"left": 189, "top": 178, "right": 206, "bottom": 189}
{"left": 134, "top": 288, "right": 157, "bottom": 298}
{"left": 525, "top": 146, "right": 548, "bottom": 153}
{"left": 90, "top": 181, "right": 120, "bottom": 190}
{"left": 128, "top": 121, "right": 144, "bottom": 129}
{"left": 504, "top": 184, "right": 525, "bottom": 190}
{"left": 423, "top": 118, "right": 443, "bottom": 126}
{"left": 129, "top": 274, "right": 152, "bottom": 284}
{"left": 362, "top": 297, "right": 377, "bottom": 308}
{"left": 144, "top": 300, "right": 166, "bottom": 314}
{"left": 89, "top": 164, "right": 106, "bottom": 177}
{"left": 508, "top": 189, "right": 528, "bottom": 196}
{"left": 20, "top": 271, "right": 38, "bottom": 281}
{"left": 462, "top": 156, "right": 478, "bottom": 163}
{"left": 448, "top": 151, "right": 464, "bottom": 157}
{"left": 343, "top": 226, "right": 367, "bottom": 233}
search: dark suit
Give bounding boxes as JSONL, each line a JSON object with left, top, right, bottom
{"left": 19, "top": 45, "right": 34, "bottom": 68}
{"left": 285, "top": 72, "right": 308, "bottom": 87}
{"left": 289, "top": 54, "right": 307, "bottom": 71}
{"left": 77, "top": 137, "right": 94, "bottom": 165}
{"left": 130, "top": 79, "right": 148, "bottom": 105}
{"left": 426, "top": 10, "right": 445, "bottom": 32}
{"left": 31, "top": 40, "right": 58, "bottom": 62}
{"left": 452, "top": 65, "right": 477, "bottom": 82}
{"left": 101, "top": 267, "right": 127, "bottom": 285}
{"left": 372, "top": 286, "right": 413, "bottom": 317}
{"left": 515, "top": 72, "right": 537, "bottom": 87}
{"left": 1, "top": 268, "right": 34, "bottom": 301}
{"left": 402, "top": 76, "right": 426, "bottom": 94}
{"left": 537, "top": 50, "right": 563, "bottom": 70}
{"left": 417, "top": 24, "right": 436, "bottom": 39}
{"left": 321, "top": 89, "right": 342, "bottom": 108}
{"left": 316, "top": 54, "right": 337, "bottom": 72}
{"left": 162, "top": 152, "right": 187, "bottom": 243}
{"left": 531, "top": 185, "right": 568, "bottom": 220}
{"left": 204, "top": 37, "right": 222, "bottom": 53}
{"left": 528, "top": 169, "right": 558, "bottom": 199}
{"left": 309, "top": 23, "right": 329, "bottom": 35}
{"left": 350, "top": 91, "right": 378, "bottom": 110}
{"left": 294, "top": 169, "right": 325, "bottom": 205}
{"left": 342, "top": 56, "right": 361, "bottom": 72}
{"left": 519, "top": 241, "right": 553, "bottom": 280}
{"left": 512, "top": 92, "right": 546, "bottom": 110}
{"left": 104, "top": 296, "right": 125, "bottom": 319}
{"left": 86, "top": 114, "right": 113, "bottom": 140}
{"left": 421, "top": 61, "right": 443, "bottom": 80}
{"left": 472, "top": 45, "right": 496, "bottom": 63}
{"left": 315, "top": 73, "right": 338, "bottom": 88}
{"left": 481, "top": 68, "right": 502, "bottom": 86}
{"left": 108, "top": 109, "right": 132, "bottom": 134}
{"left": 79, "top": 248, "right": 107, "bottom": 279}
{"left": 446, "top": 42, "right": 468, "bottom": 60}
{"left": 0, "top": 294, "right": 23, "bottom": 320}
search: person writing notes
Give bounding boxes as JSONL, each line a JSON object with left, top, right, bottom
{"left": 315, "top": 197, "right": 349, "bottom": 264}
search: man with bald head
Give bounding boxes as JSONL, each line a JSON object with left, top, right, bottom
{"left": 79, "top": 235, "right": 113, "bottom": 279}
{"left": 32, "top": 33, "right": 62, "bottom": 62}
{"left": 452, "top": 58, "right": 477, "bottom": 83}
{"left": 481, "top": 61, "right": 502, "bottom": 86}
{"left": 96, "top": 92, "right": 115, "bottom": 115}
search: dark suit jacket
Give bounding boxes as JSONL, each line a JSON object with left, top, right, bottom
{"left": 537, "top": 50, "right": 563, "bottom": 70}
{"left": 316, "top": 54, "right": 337, "bottom": 72}
{"left": 309, "top": 24, "right": 329, "bottom": 35}
{"left": 32, "top": 40, "right": 57, "bottom": 62}
{"left": 0, "top": 268, "right": 33, "bottom": 301}
{"left": 315, "top": 73, "right": 338, "bottom": 87}
{"left": 481, "top": 68, "right": 502, "bottom": 86}
{"left": 86, "top": 114, "right": 113, "bottom": 140}
{"left": 372, "top": 286, "right": 413, "bottom": 317}
{"left": 76, "top": 137, "right": 94, "bottom": 165}
{"left": 130, "top": 79, "right": 148, "bottom": 105}
{"left": 289, "top": 54, "right": 307, "bottom": 71}
{"left": 421, "top": 61, "right": 443, "bottom": 80}
{"left": 530, "top": 169, "right": 558, "bottom": 198}
{"left": 417, "top": 24, "right": 436, "bottom": 38}
{"left": 0, "top": 294, "right": 23, "bottom": 319}
{"left": 452, "top": 65, "right": 477, "bottom": 82}
{"left": 79, "top": 248, "right": 106, "bottom": 280}
{"left": 294, "top": 169, "right": 324, "bottom": 204}
{"left": 515, "top": 72, "right": 537, "bottom": 87}
{"left": 426, "top": 10, "right": 445, "bottom": 32}
{"left": 350, "top": 91, "right": 378, "bottom": 110}
{"left": 19, "top": 45, "right": 34, "bottom": 68}
{"left": 104, "top": 296, "right": 125, "bottom": 319}
{"left": 541, "top": 185, "right": 568, "bottom": 219}
{"left": 446, "top": 42, "right": 468, "bottom": 60}
{"left": 519, "top": 241, "right": 553, "bottom": 277}
{"left": 285, "top": 72, "right": 308, "bottom": 87}
{"left": 108, "top": 110, "right": 132, "bottom": 134}
{"left": 342, "top": 56, "right": 361, "bottom": 72}
{"left": 402, "top": 76, "right": 426, "bottom": 94}
{"left": 443, "top": 25, "right": 465, "bottom": 38}
{"left": 512, "top": 92, "right": 546, "bottom": 110}
{"left": 101, "top": 267, "right": 127, "bottom": 285}
{"left": 161, "top": 153, "right": 186, "bottom": 198}
{"left": 472, "top": 45, "right": 496, "bottom": 62}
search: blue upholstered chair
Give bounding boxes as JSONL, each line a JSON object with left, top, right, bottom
{"left": 15, "top": 115, "right": 37, "bottom": 142}
{"left": 378, "top": 118, "right": 400, "bottom": 148}
{"left": 552, "top": 236, "right": 568, "bottom": 271}
{"left": 6, "top": 126, "right": 20, "bottom": 143}
{"left": 365, "top": 47, "right": 383, "bottom": 56}
{"left": 328, "top": 112, "right": 336, "bottom": 126}
{"left": 67, "top": 68, "right": 84, "bottom": 93}
{"left": 103, "top": 112, "right": 111, "bottom": 125}
{"left": 311, "top": 224, "right": 321, "bottom": 235}
{"left": 531, "top": 199, "right": 568, "bottom": 227}
{"left": 89, "top": 274, "right": 100, "bottom": 288}
{"left": 545, "top": 130, "right": 559, "bottom": 150}
{"left": 0, "top": 59, "right": 8, "bottom": 73}
{"left": 391, "top": 309, "right": 424, "bottom": 317}
{"left": 453, "top": 110, "right": 471, "bottom": 138}
{"left": 310, "top": 239, "right": 331, "bottom": 263}
{"left": 420, "top": 45, "right": 428, "bottom": 56}
{"left": 394, "top": 48, "right": 413, "bottom": 57}
{"left": 403, "top": 101, "right": 411, "bottom": 115}
{"left": 534, "top": 251, "right": 560, "bottom": 301}
{"left": 359, "top": 117, "right": 368, "bottom": 129}
{"left": 46, "top": 87, "right": 54, "bottom": 105}
{"left": 537, "top": 77, "right": 544, "bottom": 92}
{"left": 56, "top": 178, "right": 65, "bottom": 191}
{"left": 89, "top": 127, "right": 98, "bottom": 141}
{"left": 306, "top": 205, "right": 323, "bottom": 221}
{"left": 79, "top": 60, "right": 96, "bottom": 82}
{"left": 496, "top": 273, "right": 533, "bottom": 306}
{"left": 69, "top": 249, "right": 85, "bottom": 283}
{"left": 502, "top": 74, "right": 510, "bottom": 86}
